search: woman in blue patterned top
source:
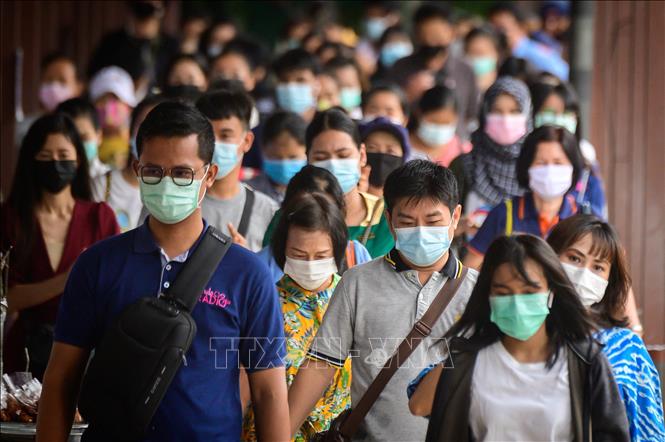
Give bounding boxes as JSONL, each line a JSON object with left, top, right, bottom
{"left": 548, "top": 214, "right": 665, "bottom": 441}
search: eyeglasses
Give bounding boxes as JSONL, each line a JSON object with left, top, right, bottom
{"left": 138, "top": 164, "right": 209, "bottom": 186}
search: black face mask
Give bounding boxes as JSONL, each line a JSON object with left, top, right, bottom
{"left": 366, "top": 152, "right": 403, "bottom": 187}
{"left": 35, "top": 160, "right": 77, "bottom": 194}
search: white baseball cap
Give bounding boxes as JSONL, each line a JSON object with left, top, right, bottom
{"left": 89, "top": 66, "right": 137, "bottom": 107}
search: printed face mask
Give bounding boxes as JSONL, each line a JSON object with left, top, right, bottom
{"left": 484, "top": 113, "right": 528, "bottom": 145}
{"left": 263, "top": 158, "right": 307, "bottom": 186}
{"left": 490, "top": 292, "right": 551, "bottom": 341}
{"left": 284, "top": 257, "right": 338, "bottom": 291}
{"left": 528, "top": 165, "right": 574, "bottom": 200}
{"left": 366, "top": 152, "right": 402, "bottom": 187}
{"left": 417, "top": 121, "right": 456, "bottom": 147}
{"left": 276, "top": 83, "right": 315, "bottom": 115}
{"left": 213, "top": 141, "right": 240, "bottom": 180}
{"left": 140, "top": 168, "right": 208, "bottom": 225}
{"left": 561, "top": 262, "right": 609, "bottom": 307}
{"left": 394, "top": 224, "right": 452, "bottom": 267}
{"left": 35, "top": 160, "right": 77, "bottom": 194}
{"left": 534, "top": 111, "right": 578, "bottom": 134}
{"left": 39, "top": 82, "right": 74, "bottom": 111}
{"left": 312, "top": 158, "right": 361, "bottom": 193}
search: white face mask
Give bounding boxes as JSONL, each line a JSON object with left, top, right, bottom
{"left": 284, "top": 257, "right": 338, "bottom": 291}
{"left": 528, "top": 164, "right": 573, "bottom": 199}
{"left": 561, "top": 262, "right": 609, "bottom": 307}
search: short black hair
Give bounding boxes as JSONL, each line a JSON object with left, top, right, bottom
{"left": 464, "top": 25, "right": 503, "bottom": 53}
{"left": 271, "top": 192, "right": 349, "bottom": 270}
{"left": 488, "top": 2, "right": 526, "bottom": 23}
{"left": 305, "top": 108, "right": 361, "bottom": 154}
{"left": 282, "top": 164, "right": 345, "bottom": 213}
{"left": 163, "top": 53, "right": 208, "bottom": 88}
{"left": 137, "top": 101, "right": 215, "bottom": 163}
{"left": 413, "top": 2, "right": 452, "bottom": 27}
{"left": 383, "top": 159, "right": 459, "bottom": 214}
{"left": 56, "top": 97, "right": 100, "bottom": 131}
{"left": 272, "top": 48, "right": 321, "bottom": 80}
{"left": 516, "top": 125, "right": 584, "bottom": 192}
{"left": 195, "top": 88, "right": 254, "bottom": 129}
{"left": 40, "top": 52, "right": 77, "bottom": 75}
{"left": 217, "top": 37, "right": 269, "bottom": 71}
{"left": 362, "top": 83, "right": 410, "bottom": 117}
{"left": 262, "top": 111, "right": 307, "bottom": 148}
{"left": 418, "top": 84, "right": 457, "bottom": 114}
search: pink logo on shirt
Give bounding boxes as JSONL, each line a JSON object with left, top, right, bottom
{"left": 200, "top": 288, "right": 232, "bottom": 309}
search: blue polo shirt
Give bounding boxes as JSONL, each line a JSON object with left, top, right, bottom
{"left": 468, "top": 192, "right": 578, "bottom": 256}
{"left": 54, "top": 220, "right": 286, "bottom": 442}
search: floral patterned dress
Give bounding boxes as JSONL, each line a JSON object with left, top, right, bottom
{"left": 242, "top": 274, "right": 351, "bottom": 441}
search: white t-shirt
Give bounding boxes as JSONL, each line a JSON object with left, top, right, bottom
{"left": 470, "top": 341, "right": 572, "bottom": 442}
{"left": 92, "top": 169, "right": 143, "bottom": 232}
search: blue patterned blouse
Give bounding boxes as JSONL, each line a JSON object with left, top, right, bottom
{"left": 594, "top": 328, "right": 664, "bottom": 441}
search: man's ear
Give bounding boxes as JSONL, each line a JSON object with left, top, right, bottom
{"left": 205, "top": 164, "right": 218, "bottom": 187}
{"left": 452, "top": 204, "right": 462, "bottom": 229}
{"left": 241, "top": 130, "right": 255, "bottom": 154}
{"left": 132, "top": 159, "right": 140, "bottom": 176}
{"left": 385, "top": 209, "right": 395, "bottom": 238}
{"left": 359, "top": 143, "right": 367, "bottom": 168}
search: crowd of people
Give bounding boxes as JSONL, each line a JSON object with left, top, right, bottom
{"left": 1, "top": 0, "right": 663, "bottom": 441}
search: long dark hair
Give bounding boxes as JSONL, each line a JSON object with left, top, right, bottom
{"left": 447, "top": 234, "right": 595, "bottom": 366}
{"left": 547, "top": 214, "right": 630, "bottom": 329}
{"left": 6, "top": 113, "right": 92, "bottom": 265}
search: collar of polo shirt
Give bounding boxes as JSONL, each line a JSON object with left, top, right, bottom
{"left": 384, "top": 248, "right": 462, "bottom": 279}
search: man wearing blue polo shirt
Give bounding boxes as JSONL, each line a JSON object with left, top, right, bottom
{"left": 37, "top": 102, "right": 289, "bottom": 441}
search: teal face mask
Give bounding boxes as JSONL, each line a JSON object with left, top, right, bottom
{"left": 263, "top": 158, "right": 306, "bottom": 185}
{"left": 312, "top": 159, "right": 360, "bottom": 193}
{"left": 489, "top": 292, "right": 551, "bottom": 341}
{"left": 83, "top": 140, "right": 99, "bottom": 161}
{"left": 140, "top": 168, "right": 208, "bottom": 225}
{"left": 380, "top": 42, "right": 413, "bottom": 67}
{"left": 468, "top": 56, "right": 497, "bottom": 77}
{"left": 213, "top": 141, "right": 239, "bottom": 179}
{"left": 394, "top": 224, "right": 452, "bottom": 267}
{"left": 340, "top": 87, "right": 362, "bottom": 111}
{"left": 534, "top": 111, "right": 578, "bottom": 134}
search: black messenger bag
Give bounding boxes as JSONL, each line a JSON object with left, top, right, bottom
{"left": 78, "top": 227, "right": 231, "bottom": 441}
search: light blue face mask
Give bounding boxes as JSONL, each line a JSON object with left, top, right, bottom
{"left": 380, "top": 41, "right": 413, "bottom": 67}
{"left": 417, "top": 121, "right": 456, "bottom": 147}
{"left": 366, "top": 17, "right": 387, "bottom": 41}
{"left": 140, "top": 168, "right": 208, "bottom": 225}
{"left": 468, "top": 56, "right": 497, "bottom": 77}
{"left": 312, "top": 158, "right": 361, "bottom": 193}
{"left": 394, "top": 224, "right": 452, "bottom": 267}
{"left": 534, "top": 111, "right": 578, "bottom": 134}
{"left": 276, "top": 83, "right": 315, "bottom": 115}
{"left": 263, "top": 158, "right": 307, "bottom": 186}
{"left": 83, "top": 140, "right": 99, "bottom": 161}
{"left": 340, "top": 87, "right": 362, "bottom": 111}
{"left": 213, "top": 141, "right": 239, "bottom": 179}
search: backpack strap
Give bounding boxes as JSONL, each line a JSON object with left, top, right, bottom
{"left": 104, "top": 171, "right": 112, "bottom": 202}
{"left": 164, "top": 226, "right": 232, "bottom": 312}
{"left": 360, "top": 198, "right": 384, "bottom": 245}
{"left": 504, "top": 198, "right": 513, "bottom": 236}
{"left": 237, "top": 186, "right": 255, "bottom": 238}
{"left": 339, "top": 267, "right": 469, "bottom": 438}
